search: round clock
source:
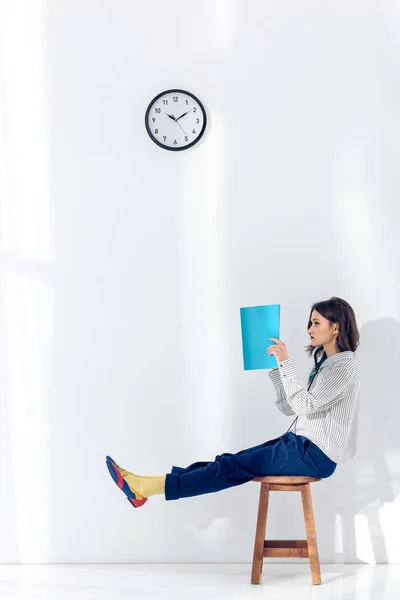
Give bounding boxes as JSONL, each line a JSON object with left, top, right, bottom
{"left": 145, "top": 89, "right": 207, "bottom": 151}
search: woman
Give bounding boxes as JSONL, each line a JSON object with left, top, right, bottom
{"left": 106, "top": 296, "right": 360, "bottom": 508}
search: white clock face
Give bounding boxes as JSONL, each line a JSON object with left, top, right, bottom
{"left": 145, "top": 89, "right": 207, "bottom": 151}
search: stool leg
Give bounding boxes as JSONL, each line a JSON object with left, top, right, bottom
{"left": 251, "top": 483, "right": 270, "bottom": 585}
{"left": 301, "top": 483, "right": 321, "bottom": 585}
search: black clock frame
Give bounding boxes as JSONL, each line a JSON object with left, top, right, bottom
{"left": 145, "top": 88, "right": 207, "bottom": 151}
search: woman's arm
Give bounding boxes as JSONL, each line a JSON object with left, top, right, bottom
{"left": 278, "top": 358, "right": 355, "bottom": 415}
{"left": 268, "top": 368, "right": 296, "bottom": 416}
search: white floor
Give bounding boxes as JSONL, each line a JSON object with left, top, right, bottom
{"left": 0, "top": 563, "right": 397, "bottom": 599}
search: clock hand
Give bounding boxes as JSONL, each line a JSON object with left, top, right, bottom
{"left": 176, "top": 110, "right": 191, "bottom": 121}
{"left": 175, "top": 120, "right": 187, "bottom": 136}
{"left": 165, "top": 112, "right": 187, "bottom": 135}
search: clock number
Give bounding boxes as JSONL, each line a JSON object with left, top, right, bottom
{"left": 163, "top": 136, "right": 167, "bottom": 141}
{"left": 152, "top": 118, "right": 156, "bottom": 123}
{"left": 155, "top": 129, "right": 159, "bottom": 134}
{"left": 163, "top": 99, "right": 168, "bottom": 105}
{"left": 173, "top": 96, "right": 178, "bottom": 102}
{"left": 186, "top": 100, "right": 188, "bottom": 105}
{"left": 184, "top": 136, "right": 188, "bottom": 142}
{"left": 174, "top": 139, "right": 178, "bottom": 145}
{"left": 193, "top": 107, "right": 197, "bottom": 113}
{"left": 155, "top": 108, "right": 161, "bottom": 113}
{"left": 196, "top": 118, "right": 199, "bottom": 123}
{"left": 192, "top": 129, "right": 196, "bottom": 134}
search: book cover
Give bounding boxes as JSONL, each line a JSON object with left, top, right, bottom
{"left": 240, "top": 304, "right": 280, "bottom": 370}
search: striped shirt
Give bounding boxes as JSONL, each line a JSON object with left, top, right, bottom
{"left": 269, "top": 351, "right": 360, "bottom": 463}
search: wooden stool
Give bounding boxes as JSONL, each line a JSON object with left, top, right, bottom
{"left": 251, "top": 476, "right": 322, "bottom": 585}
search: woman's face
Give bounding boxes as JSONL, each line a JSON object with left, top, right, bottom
{"left": 308, "top": 310, "right": 338, "bottom": 347}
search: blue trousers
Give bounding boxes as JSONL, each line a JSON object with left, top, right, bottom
{"left": 165, "top": 432, "right": 336, "bottom": 501}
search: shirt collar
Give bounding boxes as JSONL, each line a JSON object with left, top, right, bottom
{"left": 319, "top": 350, "right": 354, "bottom": 370}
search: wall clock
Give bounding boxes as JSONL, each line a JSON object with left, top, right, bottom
{"left": 145, "top": 89, "right": 207, "bottom": 151}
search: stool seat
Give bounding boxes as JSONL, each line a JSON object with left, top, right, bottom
{"left": 251, "top": 476, "right": 322, "bottom": 586}
{"left": 253, "top": 476, "right": 321, "bottom": 485}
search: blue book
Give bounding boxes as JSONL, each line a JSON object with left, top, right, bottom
{"left": 240, "top": 304, "right": 280, "bottom": 370}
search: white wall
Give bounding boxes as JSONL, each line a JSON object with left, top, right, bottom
{"left": 0, "top": 0, "right": 399, "bottom": 564}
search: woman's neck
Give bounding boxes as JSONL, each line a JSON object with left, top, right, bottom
{"left": 323, "top": 342, "right": 340, "bottom": 358}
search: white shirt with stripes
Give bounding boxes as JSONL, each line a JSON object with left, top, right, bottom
{"left": 269, "top": 351, "right": 360, "bottom": 464}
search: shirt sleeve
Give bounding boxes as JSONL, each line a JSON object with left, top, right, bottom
{"left": 277, "top": 358, "right": 351, "bottom": 415}
{"left": 268, "top": 369, "right": 296, "bottom": 416}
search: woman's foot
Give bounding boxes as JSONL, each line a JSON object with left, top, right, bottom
{"left": 106, "top": 457, "right": 166, "bottom": 506}
{"left": 106, "top": 458, "right": 148, "bottom": 508}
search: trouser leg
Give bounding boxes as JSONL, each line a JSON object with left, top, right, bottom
{"left": 170, "top": 434, "right": 283, "bottom": 474}
{"left": 165, "top": 433, "right": 306, "bottom": 500}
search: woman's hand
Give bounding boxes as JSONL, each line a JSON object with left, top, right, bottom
{"left": 267, "top": 338, "right": 289, "bottom": 362}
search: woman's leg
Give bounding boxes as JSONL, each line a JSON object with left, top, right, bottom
{"left": 106, "top": 435, "right": 292, "bottom": 504}
{"left": 165, "top": 433, "right": 310, "bottom": 500}
{"left": 170, "top": 434, "right": 284, "bottom": 474}
{"left": 106, "top": 433, "right": 333, "bottom": 507}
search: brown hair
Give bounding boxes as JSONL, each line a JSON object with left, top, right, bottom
{"left": 305, "top": 296, "right": 360, "bottom": 365}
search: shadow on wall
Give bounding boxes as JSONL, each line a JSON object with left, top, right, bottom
{"left": 174, "top": 318, "right": 400, "bottom": 579}
{"left": 323, "top": 317, "right": 400, "bottom": 564}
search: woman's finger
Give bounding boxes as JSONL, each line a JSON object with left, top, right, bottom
{"left": 270, "top": 338, "right": 285, "bottom": 347}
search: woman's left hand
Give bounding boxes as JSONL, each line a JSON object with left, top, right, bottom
{"left": 267, "top": 338, "right": 289, "bottom": 362}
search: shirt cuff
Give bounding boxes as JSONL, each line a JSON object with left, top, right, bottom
{"left": 277, "top": 358, "right": 297, "bottom": 379}
{"left": 269, "top": 369, "right": 282, "bottom": 386}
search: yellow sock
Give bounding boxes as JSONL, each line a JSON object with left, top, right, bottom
{"left": 120, "top": 468, "right": 162, "bottom": 479}
{"left": 122, "top": 472, "right": 166, "bottom": 497}
{"left": 114, "top": 461, "right": 164, "bottom": 480}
